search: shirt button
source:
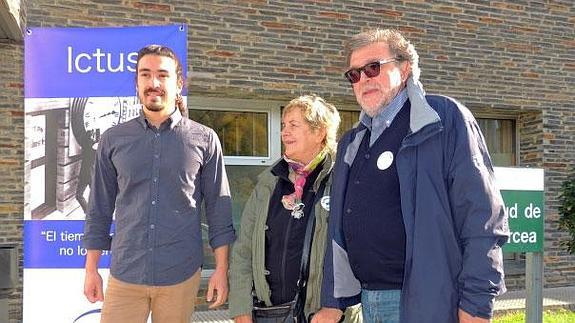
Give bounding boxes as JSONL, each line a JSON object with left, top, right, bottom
{"left": 150, "top": 224, "right": 155, "bottom": 229}
{"left": 154, "top": 154, "right": 159, "bottom": 159}
{"left": 148, "top": 248, "right": 153, "bottom": 252}
{"left": 346, "top": 208, "right": 352, "bottom": 214}
{"left": 155, "top": 133, "right": 160, "bottom": 138}
{"left": 364, "top": 153, "right": 370, "bottom": 159}
{"left": 151, "top": 200, "right": 156, "bottom": 205}
{"left": 354, "top": 180, "right": 360, "bottom": 185}
{"left": 153, "top": 177, "right": 158, "bottom": 183}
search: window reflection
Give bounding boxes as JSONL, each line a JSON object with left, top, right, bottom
{"left": 477, "top": 118, "right": 516, "bottom": 166}
{"left": 190, "top": 109, "right": 269, "bottom": 157}
{"left": 338, "top": 110, "right": 360, "bottom": 140}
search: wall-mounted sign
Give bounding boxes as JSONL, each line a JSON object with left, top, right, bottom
{"left": 495, "top": 167, "right": 544, "bottom": 253}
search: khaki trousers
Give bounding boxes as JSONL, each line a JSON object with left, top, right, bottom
{"left": 100, "top": 269, "right": 201, "bottom": 323}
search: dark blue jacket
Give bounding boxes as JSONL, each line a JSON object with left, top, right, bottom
{"left": 321, "top": 79, "right": 509, "bottom": 322}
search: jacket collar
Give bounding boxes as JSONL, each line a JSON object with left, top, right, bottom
{"left": 405, "top": 77, "right": 441, "bottom": 134}
{"left": 343, "top": 78, "right": 440, "bottom": 167}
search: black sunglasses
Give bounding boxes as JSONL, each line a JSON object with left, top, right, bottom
{"left": 344, "top": 58, "right": 398, "bottom": 84}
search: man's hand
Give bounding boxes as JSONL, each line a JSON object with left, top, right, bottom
{"left": 84, "top": 250, "right": 104, "bottom": 303}
{"left": 233, "top": 314, "right": 253, "bottom": 323}
{"left": 459, "top": 309, "right": 490, "bottom": 323}
{"left": 206, "top": 268, "right": 228, "bottom": 309}
{"left": 83, "top": 271, "right": 104, "bottom": 303}
{"left": 311, "top": 307, "right": 344, "bottom": 323}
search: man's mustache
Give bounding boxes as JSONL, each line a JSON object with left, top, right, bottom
{"left": 361, "top": 85, "right": 379, "bottom": 93}
{"left": 144, "top": 88, "right": 165, "bottom": 96}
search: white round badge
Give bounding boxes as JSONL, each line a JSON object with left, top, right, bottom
{"left": 320, "top": 195, "right": 330, "bottom": 211}
{"left": 377, "top": 151, "right": 394, "bottom": 170}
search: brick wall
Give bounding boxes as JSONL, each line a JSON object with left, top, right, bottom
{"left": 1, "top": 0, "right": 573, "bottom": 321}
{"left": 0, "top": 39, "right": 24, "bottom": 322}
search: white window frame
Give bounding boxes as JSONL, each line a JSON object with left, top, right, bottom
{"left": 188, "top": 97, "right": 282, "bottom": 166}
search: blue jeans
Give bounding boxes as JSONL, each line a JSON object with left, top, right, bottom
{"left": 361, "top": 289, "right": 401, "bottom": 323}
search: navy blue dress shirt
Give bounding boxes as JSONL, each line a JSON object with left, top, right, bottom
{"left": 83, "top": 108, "right": 235, "bottom": 286}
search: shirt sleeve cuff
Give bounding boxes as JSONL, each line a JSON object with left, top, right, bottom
{"left": 209, "top": 231, "right": 236, "bottom": 250}
{"left": 82, "top": 237, "right": 112, "bottom": 250}
{"left": 459, "top": 297, "right": 494, "bottom": 319}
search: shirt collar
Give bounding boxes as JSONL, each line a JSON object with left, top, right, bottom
{"left": 136, "top": 106, "right": 183, "bottom": 130}
{"left": 359, "top": 87, "right": 408, "bottom": 147}
{"left": 168, "top": 107, "right": 183, "bottom": 129}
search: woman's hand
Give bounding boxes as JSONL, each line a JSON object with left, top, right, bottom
{"left": 234, "top": 314, "right": 253, "bottom": 323}
{"left": 311, "top": 307, "right": 344, "bottom": 323}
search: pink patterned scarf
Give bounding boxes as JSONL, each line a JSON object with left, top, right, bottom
{"left": 281, "top": 147, "right": 328, "bottom": 219}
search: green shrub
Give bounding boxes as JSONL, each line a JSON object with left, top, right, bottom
{"left": 559, "top": 175, "right": 575, "bottom": 254}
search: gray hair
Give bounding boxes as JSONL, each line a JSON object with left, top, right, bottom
{"left": 344, "top": 28, "right": 421, "bottom": 81}
{"left": 283, "top": 94, "right": 341, "bottom": 156}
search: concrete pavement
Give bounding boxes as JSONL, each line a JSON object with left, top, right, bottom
{"left": 494, "top": 285, "right": 575, "bottom": 314}
{"left": 191, "top": 286, "right": 575, "bottom": 322}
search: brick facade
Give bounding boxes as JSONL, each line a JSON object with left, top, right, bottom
{"left": 1, "top": 0, "right": 574, "bottom": 321}
{"left": 0, "top": 37, "right": 25, "bottom": 322}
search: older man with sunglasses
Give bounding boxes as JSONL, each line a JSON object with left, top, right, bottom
{"left": 312, "top": 29, "right": 509, "bottom": 323}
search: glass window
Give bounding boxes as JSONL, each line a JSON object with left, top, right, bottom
{"left": 477, "top": 118, "right": 517, "bottom": 167}
{"left": 189, "top": 102, "right": 281, "bottom": 166}
{"left": 338, "top": 110, "right": 360, "bottom": 139}
{"left": 190, "top": 110, "right": 269, "bottom": 157}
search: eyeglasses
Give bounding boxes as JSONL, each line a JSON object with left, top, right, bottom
{"left": 344, "top": 58, "right": 398, "bottom": 84}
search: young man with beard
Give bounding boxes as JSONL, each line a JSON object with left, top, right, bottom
{"left": 82, "top": 45, "right": 235, "bottom": 323}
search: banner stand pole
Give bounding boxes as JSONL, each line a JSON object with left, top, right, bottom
{"left": 525, "top": 252, "right": 543, "bottom": 323}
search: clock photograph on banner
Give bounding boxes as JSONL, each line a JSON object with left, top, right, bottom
{"left": 70, "top": 96, "right": 140, "bottom": 214}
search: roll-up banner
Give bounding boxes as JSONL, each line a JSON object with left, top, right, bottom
{"left": 24, "top": 24, "right": 187, "bottom": 323}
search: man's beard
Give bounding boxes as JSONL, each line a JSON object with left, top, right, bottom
{"left": 144, "top": 102, "right": 165, "bottom": 112}
{"left": 360, "top": 99, "right": 388, "bottom": 117}
{"left": 140, "top": 88, "right": 166, "bottom": 112}
{"left": 359, "top": 88, "right": 399, "bottom": 117}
